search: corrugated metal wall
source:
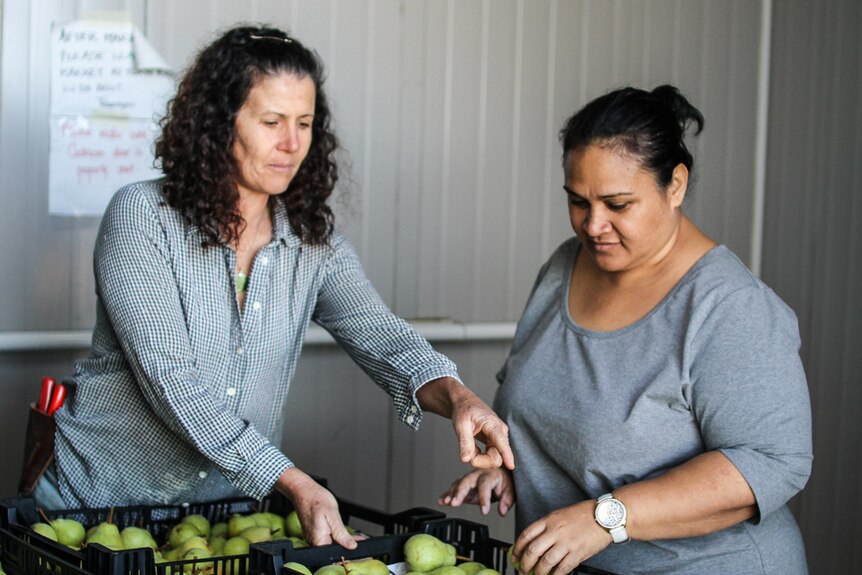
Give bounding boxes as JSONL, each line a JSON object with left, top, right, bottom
{"left": 763, "top": 0, "right": 862, "bottom": 570}
{"left": 6, "top": 0, "right": 852, "bottom": 570}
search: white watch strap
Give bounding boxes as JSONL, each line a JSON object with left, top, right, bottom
{"left": 609, "top": 525, "right": 629, "bottom": 544}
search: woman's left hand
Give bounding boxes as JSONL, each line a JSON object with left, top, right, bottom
{"left": 416, "top": 377, "right": 515, "bottom": 471}
{"left": 510, "top": 501, "right": 611, "bottom": 575}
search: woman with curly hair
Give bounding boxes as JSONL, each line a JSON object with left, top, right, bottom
{"left": 36, "top": 25, "right": 513, "bottom": 548}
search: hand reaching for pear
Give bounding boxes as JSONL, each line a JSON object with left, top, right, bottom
{"left": 275, "top": 467, "right": 357, "bottom": 550}
{"left": 416, "top": 377, "right": 515, "bottom": 471}
{"left": 438, "top": 468, "right": 515, "bottom": 516}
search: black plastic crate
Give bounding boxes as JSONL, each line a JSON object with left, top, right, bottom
{"left": 0, "top": 491, "right": 293, "bottom": 575}
{"left": 0, "top": 483, "right": 441, "bottom": 575}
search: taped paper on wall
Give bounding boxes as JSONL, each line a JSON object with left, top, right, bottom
{"left": 49, "top": 19, "right": 175, "bottom": 216}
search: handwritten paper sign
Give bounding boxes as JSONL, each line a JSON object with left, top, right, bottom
{"left": 49, "top": 20, "right": 174, "bottom": 216}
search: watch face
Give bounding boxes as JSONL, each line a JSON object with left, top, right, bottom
{"left": 596, "top": 499, "right": 626, "bottom": 528}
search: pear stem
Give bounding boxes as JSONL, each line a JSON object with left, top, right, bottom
{"left": 456, "top": 555, "right": 472, "bottom": 562}
{"left": 340, "top": 557, "right": 352, "bottom": 573}
{"left": 37, "top": 508, "right": 51, "bottom": 524}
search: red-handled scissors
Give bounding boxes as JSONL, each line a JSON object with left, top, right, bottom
{"left": 46, "top": 383, "right": 67, "bottom": 416}
{"left": 38, "top": 377, "right": 56, "bottom": 413}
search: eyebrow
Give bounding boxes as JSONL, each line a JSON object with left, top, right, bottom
{"left": 562, "top": 186, "right": 635, "bottom": 200}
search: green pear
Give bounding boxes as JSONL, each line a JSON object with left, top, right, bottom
{"left": 285, "top": 510, "right": 303, "bottom": 537}
{"left": 209, "top": 535, "right": 226, "bottom": 556}
{"left": 404, "top": 534, "right": 457, "bottom": 572}
{"left": 182, "top": 546, "right": 213, "bottom": 574}
{"left": 179, "top": 535, "right": 211, "bottom": 556}
{"left": 210, "top": 521, "right": 228, "bottom": 539}
{"left": 287, "top": 536, "right": 308, "bottom": 548}
{"left": 428, "top": 567, "right": 467, "bottom": 575}
{"left": 222, "top": 536, "right": 250, "bottom": 555}
{"left": 168, "top": 521, "right": 202, "bottom": 549}
{"left": 86, "top": 522, "right": 124, "bottom": 550}
{"left": 458, "top": 562, "right": 486, "bottom": 575}
{"left": 284, "top": 562, "right": 314, "bottom": 575}
{"left": 228, "top": 514, "right": 257, "bottom": 538}
{"left": 507, "top": 545, "right": 533, "bottom": 575}
{"left": 31, "top": 522, "right": 58, "bottom": 541}
{"left": 345, "top": 558, "right": 388, "bottom": 575}
{"left": 259, "top": 511, "right": 287, "bottom": 535}
{"left": 182, "top": 514, "right": 211, "bottom": 538}
{"left": 314, "top": 564, "right": 347, "bottom": 575}
{"left": 50, "top": 518, "right": 86, "bottom": 549}
{"left": 474, "top": 569, "right": 501, "bottom": 575}
{"left": 222, "top": 537, "right": 250, "bottom": 574}
{"left": 240, "top": 525, "right": 273, "bottom": 543}
{"left": 121, "top": 526, "right": 158, "bottom": 550}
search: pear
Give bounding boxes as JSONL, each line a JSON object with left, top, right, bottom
{"left": 259, "top": 511, "right": 287, "bottom": 535}
{"left": 168, "top": 521, "right": 202, "bottom": 549}
{"left": 228, "top": 514, "right": 257, "bottom": 537}
{"left": 458, "top": 562, "right": 486, "bottom": 575}
{"left": 287, "top": 536, "right": 309, "bottom": 548}
{"left": 179, "top": 535, "right": 211, "bottom": 556}
{"left": 222, "top": 536, "right": 250, "bottom": 555}
{"left": 182, "top": 546, "right": 213, "bottom": 574}
{"left": 86, "top": 522, "right": 124, "bottom": 550}
{"left": 285, "top": 510, "right": 303, "bottom": 538}
{"left": 284, "top": 562, "right": 314, "bottom": 575}
{"left": 182, "top": 514, "right": 211, "bottom": 538}
{"left": 210, "top": 535, "right": 226, "bottom": 556}
{"left": 427, "top": 567, "right": 467, "bottom": 575}
{"left": 474, "top": 569, "right": 500, "bottom": 575}
{"left": 210, "top": 521, "right": 228, "bottom": 539}
{"left": 507, "top": 545, "right": 533, "bottom": 575}
{"left": 50, "top": 518, "right": 86, "bottom": 549}
{"left": 404, "top": 533, "right": 457, "bottom": 572}
{"left": 314, "top": 565, "right": 347, "bottom": 575}
{"left": 240, "top": 525, "right": 273, "bottom": 543}
{"left": 345, "top": 558, "right": 389, "bottom": 575}
{"left": 31, "top": 522, "right": 58, "bottom": 541}
{"left": 222, "top": 537, "right": 250, "bottom": 574}
{"left": 121, "top": 526, "right": 158, "bottom": 550}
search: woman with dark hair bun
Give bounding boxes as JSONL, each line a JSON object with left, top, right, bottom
{"left": 441, "top": 85, "right": 812, "bottom": 574}
{"left": 36, "top": 25, "right": 513, "bottom": 549}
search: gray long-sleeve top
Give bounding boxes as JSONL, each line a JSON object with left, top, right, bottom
{"left": 495, "top": 237, "right": 812, "bottom": 575}
{"left": 54, "top": 179, "right": 459, "bottom": 508}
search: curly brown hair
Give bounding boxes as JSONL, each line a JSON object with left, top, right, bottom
{"left": 154, "top": 25, "right": 338, "bottom": 246}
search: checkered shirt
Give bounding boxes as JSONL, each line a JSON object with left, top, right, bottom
{"left": 53, "top": 179, "right": 460, "bottom": 508}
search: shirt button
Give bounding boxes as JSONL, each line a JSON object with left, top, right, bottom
{"left": 226, "top": 388, "right": 237, "bottom": 396}
{"left": 406, "top": 414, "right": 415, "bottom": 425}
{"left": 260, "top": 257, "right": 269, "bottom": 265}
{"left": 198, "top": 471, "right": 207, "bottom": 479}
{"left": 252, "top": 301, "right": 262, "bottom": 311}
{"left": 410, "top": 405, "right": 418, "bottom": 414}
{"left": 236, "top": 347, "right": 244, "bottom": 356}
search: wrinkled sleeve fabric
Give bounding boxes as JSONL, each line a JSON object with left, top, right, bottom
{"left": 94, "top": 186, "right": 290, "bottom": 499}
{"left": 312, "top": 233, "right": 462, "bottom": 429}
{"left": 688, "top": 284, "right": 812, "bottom": 521}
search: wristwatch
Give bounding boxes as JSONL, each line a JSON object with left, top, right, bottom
{"left": 594, "top": 493, "right": 630, "bottom": 544}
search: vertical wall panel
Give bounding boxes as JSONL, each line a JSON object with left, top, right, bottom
{"left": 763, "top": 0, "right": 862, "bottom": 572}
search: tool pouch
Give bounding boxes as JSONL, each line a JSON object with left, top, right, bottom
{"left": 17, "top": 403, "right": 56, "bottom": 496}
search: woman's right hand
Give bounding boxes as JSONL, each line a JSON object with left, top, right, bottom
{"left": 275, "top": 467, "right": 357, "bottom": 549}
{"left": 438, "top": 468, "right": 515, "bottom": 516}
